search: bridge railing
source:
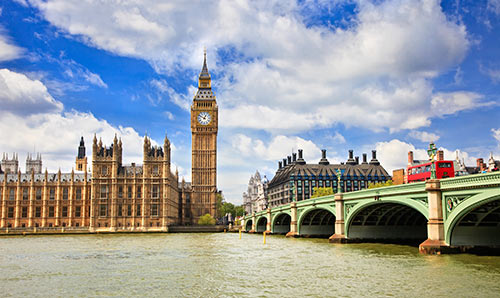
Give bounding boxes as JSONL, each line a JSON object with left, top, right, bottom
{"left": 440, "top": 172, "right": 500, "bottom": 190}
{"left": 342, "top": 181, "right": 426, "bottom": 201}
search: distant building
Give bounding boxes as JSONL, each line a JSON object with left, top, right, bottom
{"left": 267, "top": 149, "right": 390, "bottom": 208}
{"left": 242, "top": 171, "right": 269, "bottom": 215}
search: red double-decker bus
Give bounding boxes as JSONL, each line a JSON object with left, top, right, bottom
{"left": 407, "top": 160, "right": 455, "bottom": 183}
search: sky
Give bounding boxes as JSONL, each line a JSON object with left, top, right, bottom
{"left": 0, "top": 0, "right": 499, "bottom": 204}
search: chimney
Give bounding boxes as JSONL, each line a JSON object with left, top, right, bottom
{"left": 408, "top": 151, "right": 414, "bottom": 166}
{"left": 437, "top": 150, "right": 444, "bottom": 161}
{"left": 297, "top": 149, "right": 306, "bottom": 165}
{"left": 346, "top": 149, "right": 356, "bottom": 165}
{"left": 355, "top": 156, "right": 359, "bottom": 165}
{"left": 476, "top": 158, "right": 483, "bottom": 168}
{"left": 292, "top": 153, "right": 297, "bottom": 163}
{"left": 362, "top": 153, "right": 367, "bottom": 164}
{"left": 319, "top": 149, "right": 329, "bottom": 165}
{"left": 283, "top": 158, "right": 287, "bottom": 167}
{"left": 278, "top": 161, "right": 282, "bottom": 169}
{"left": 287, "top": 155, "right": 292, "bottom": 165}
{"left": 370, "top": 150, "right": 380, "bottom": 165}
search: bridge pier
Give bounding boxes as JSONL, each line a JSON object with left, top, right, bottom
{"left": 419, "top": 180, "right": 450, "bottom": 254}
{"left": 329, "top": 193, "right": 348, "bottom": 243}
{"left": 286, "top": 202, "right": 298, "bottom": 237}
{"left": 249, "top": 213, "right": 256, "bottom": 233}
{"left": 266, "top": 209, "right": 272, "bottom": 233}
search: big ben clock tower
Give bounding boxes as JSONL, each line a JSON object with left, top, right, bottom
{"left": 191, "top": 50, "right": 218, "bottom": 222}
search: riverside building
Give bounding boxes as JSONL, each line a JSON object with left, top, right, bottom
{"left": 267, "top": 149, "right": 390, "bottom": 207}
{"left": 0, "top": 52, "right": 218, "bottom": 232}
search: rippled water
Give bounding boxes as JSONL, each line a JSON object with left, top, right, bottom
{"left": 1, "top": 233, "right": 500, "bottom": 297}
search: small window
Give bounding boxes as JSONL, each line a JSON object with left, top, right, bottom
{"left": 118, "top": 186, "right": 123, "bottom": 198}
{"left": 127, "top": 186, "right": 132, "bottom": 198}
{"left": 22, "top": 207, "right": 28, "bottom": 218}
{"left": 62, "top": 206, "right": 68, "bottom": 217}
{"left": 153, "top": 165, "right": 159, "bottom": 175}
{"left": 118, "top": 204, "right": 123, "bottom": 217}
{"left": 63, "top": 188, "right": 68, "bottom": 200}
{"left": 101, "top": 166, "right": 107, "bottom": 175}
{"left": 76, "top": 188, "right": 82, "bottom": 200}
{"left": 8, "top": 207, "right": 14, "bottom": 218}
{"left": 23, "top": 188, "right": 29, "bottom": 200}
{"left": 49, "top": 188, "right": 55, "bottom": 200}
{"left": 152, "top": 186, "right": 159, "bottom": 198}
{"left": 35, "top": 207, "right": 41, "bottom": 218}
{"left": 100, "top": 204, "right": 107, "bottom": 217}
{"left": 49, "top": 206, "right": 55, "bottom": 217}
{"left": 75, "top": 206, "right": 81, "bottom": 217}
{"left": 137, "top": 187, "right": 142, "bottom": 199}
{"left": 151, "top": 204, "right": 159, "bottom": 216}
{"left": 136, "top": 204, "right": 141, "bottom": 216}
{"left": 100, "top": 186, "right": 108, "bottom": 198}
{"left": 36, "top": 188, "right": 42, "bottom": 200}
{"left": 127, "top": 205, "right": 132, "bottom": 216}
{"left": 9, "top": 188, "right": 15, "bottom": 200}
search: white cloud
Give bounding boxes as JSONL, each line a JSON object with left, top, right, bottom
{"left": 0, "top": 68, "right": 63, "bottom": 115}
{"left": 0, "top": 27, "right": 23, "bottom": 62}
{"left": 231, "top": 134, "right": 321, "bottom": 163}
{"left": 28, "top": 0, "right": 475, "bottom": 132}
{"left": 331, "top": 132, "right": 346, "bottom": 144}
{"left": 488, "top": 0, "right": 500, "bottom": 15}
{"left": 408, "top": 130, "right": 440, "bottom": 142}
{"left": 480, "top": 64, "right": 500, "bottom": 84}
{"left": 82, "top": 70, "right": 108, "bottom": 88}
{"left": 492, "top": 128, "right": 500, "bottom": 143}
{"left": 164, "top": 111, "right": 174, "bottom": 120}
{"left": 0, "top": 69, "right": 152, "bottom": 173}
{"left": 430, "top": 91, "right": 487, "bottom": 116}
{"left": 150, "top": 78, "right": 192, "bottom": 110}
{"left": 375, "top": 139, "right": 476, "bottom": 173}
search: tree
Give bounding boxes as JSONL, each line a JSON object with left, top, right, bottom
{"left": 311, "top": 187, "right": 334, "bottom": 198}
{"left": 216, "top": 193, "right": 224, "bottom": 218}
{"left": 198, "top": 213, "right": 216, "bottom": 225}
{"left": 368, "top": 180, "right": 393, "bottom": 189}
{"left": 234, "top": 205, "right": 245, "bottom": 217}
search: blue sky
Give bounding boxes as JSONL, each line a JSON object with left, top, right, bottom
{"left": 0, "top": 0, "right": 499, "bottom": 204}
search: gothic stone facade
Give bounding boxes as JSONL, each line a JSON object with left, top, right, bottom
{"left": 0, "top": 55, "right": 218, "bottom": 231}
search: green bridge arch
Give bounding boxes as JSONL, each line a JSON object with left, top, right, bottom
{"left": 297, "top": 206, "right": 336, "bottom": 236}
{"left": 445, "top": 189, "right": 500, "bottom": 245}
{"left": 271, "top": 211, "right": 292, "bottom": 234}
{"left": 345, "top": 198, "right": 428, "bottom": 241}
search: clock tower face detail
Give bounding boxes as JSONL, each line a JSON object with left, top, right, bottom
{"left": 191, "top": 50, "right": 218, "bottom": 221}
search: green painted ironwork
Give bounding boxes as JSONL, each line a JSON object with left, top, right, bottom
{"left": 242, "top": 172, "right": 500, "bottom": 246}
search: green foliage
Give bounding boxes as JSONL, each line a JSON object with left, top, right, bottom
{"left": 198, "top": 214, "right": 216, "bottom": 225}
{"left": 215, "top": 192, "right": 245, "bottom": 218}
{"left": 367, "top": 180, "right": 394, "bottom": 189}
{"left": 311, "top": 187, "right": 334, "bottom": 198}
{"left": 234, "top": 205, "right": 245, "bottom": 217}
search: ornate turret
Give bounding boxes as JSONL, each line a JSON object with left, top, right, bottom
{"left": 76, "top": 136, "right": 87, "bottom": 172}
{"left": 26, "top": 152, "right": 42, "bottom": 174}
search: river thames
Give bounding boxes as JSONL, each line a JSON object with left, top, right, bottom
{"left": 1, "top": 233, "right": 500, "bottom": 297}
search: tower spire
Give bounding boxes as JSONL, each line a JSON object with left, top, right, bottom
{"left": 198, "top": 48, "right": 211, "bottom": 89}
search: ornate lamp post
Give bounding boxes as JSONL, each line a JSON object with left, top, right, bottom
{"left": 336, "top": 168, "right": 343, "bottom": 193}
{"left": 427, "top": 142, "right": 437, "bottom": 180}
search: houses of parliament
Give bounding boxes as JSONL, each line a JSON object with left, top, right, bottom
{"left": 0, "top": 53, "right": 218, "bottom": 232}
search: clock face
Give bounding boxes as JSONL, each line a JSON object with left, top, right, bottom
{"left": 197, "top": 112, "right": 211, "bottom": 125}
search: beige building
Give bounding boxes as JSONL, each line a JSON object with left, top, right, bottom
{"left": 0, "top": 54, "right": 218, "bottom": 232}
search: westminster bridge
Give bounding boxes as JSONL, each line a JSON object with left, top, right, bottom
{"left": 242, "top": 172, "right": 500, "bottom": 253}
